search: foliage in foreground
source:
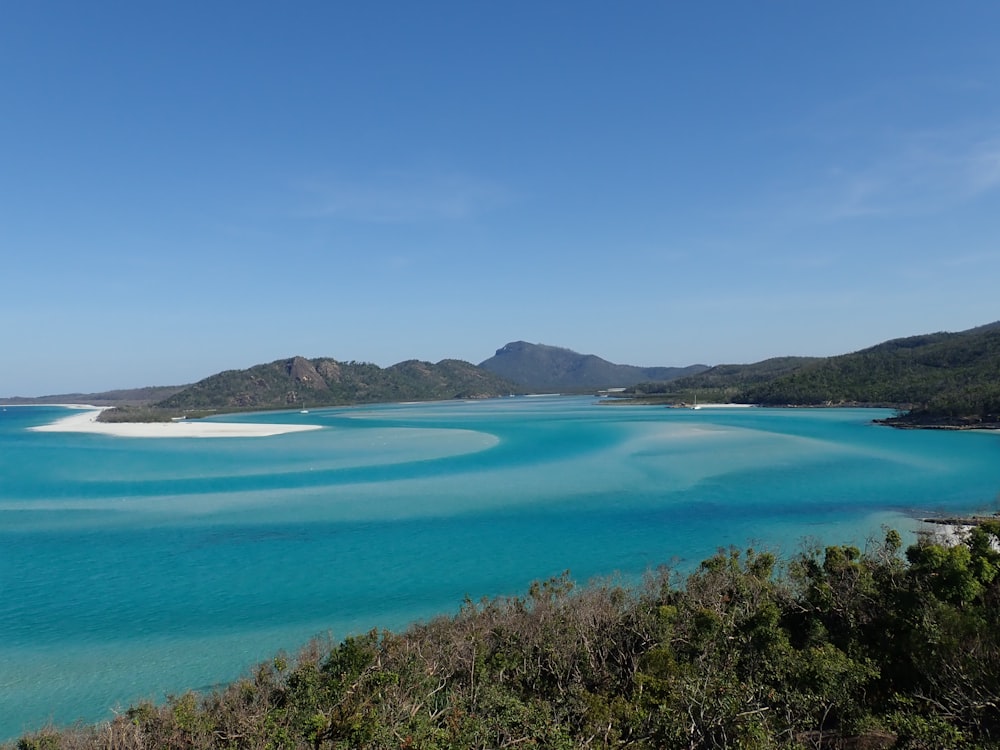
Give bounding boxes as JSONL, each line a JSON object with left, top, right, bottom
{"left": 11, "top": 524, "right": 1000, "bottom": 749}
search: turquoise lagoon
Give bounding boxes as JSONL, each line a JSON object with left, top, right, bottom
{"left": 2, "top": 397, "right": 1000, "bottom": 738}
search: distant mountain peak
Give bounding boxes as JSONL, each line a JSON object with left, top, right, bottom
{"left": 479, "top": 341, "right": 707, "bottom": 391}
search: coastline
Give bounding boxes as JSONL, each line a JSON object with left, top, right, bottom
{"left": 672, "top": 403, "right": 754, "bottom": 409}
{"left": 28, "top": 407, "right": 323, "bottom": 438}
{"left": 876, "top": 419, "right": 1000, "bottom": 431}
{"left": 920, "top": 515, "right": 1000, "bottom": 549}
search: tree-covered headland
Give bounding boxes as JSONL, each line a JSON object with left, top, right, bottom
{"left": 12, "top": 524, "right": 1000, "bottom": 749}
{"left": 622, "top": 323, "right": 1000, "bottom": 427}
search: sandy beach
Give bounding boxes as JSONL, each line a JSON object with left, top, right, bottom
{"left": 28, "top": 408, "right": 323, "bottom": 438}
{"left": 664, "top": 403, "right": 756, "bottom": 410}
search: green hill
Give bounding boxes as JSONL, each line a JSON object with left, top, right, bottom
{"left": 625, "top": 356, "right": 822, "bottom": 403}
{"left": 620, "top": 322, "right": 1000, "bottom": 426}
{"left": 742, "top": 324, "right": 1000, "bottom": 423}
{"left": 152, "top": 356, "right": 519, "bottom": 412}
{"left": 479, "top": 341, "right": 707, "bottom": 391}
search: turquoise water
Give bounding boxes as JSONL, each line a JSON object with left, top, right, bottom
{"left": 2, "top": 398, "right": 1000, "bottom": 738}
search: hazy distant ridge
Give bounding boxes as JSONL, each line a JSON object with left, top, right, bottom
{"left": 0, "top": 385, "right": 186, "bottom": 406}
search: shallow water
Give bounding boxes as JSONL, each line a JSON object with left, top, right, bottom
{"left": 2, "top": 398, "right": 999, "bottom": 738}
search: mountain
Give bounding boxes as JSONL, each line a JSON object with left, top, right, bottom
{"left": 478, "top": 341, "right": 708, "bottom": 391}
{"left": 153, "top": 356, "right": 519, "bottom": 412}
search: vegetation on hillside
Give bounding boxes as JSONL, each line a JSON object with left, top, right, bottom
{"left": 95, "top": 357, "right": 519, "bottom": 420}
{"left": 12, "top": 524, "right": 1000, "bottom": 749}
{"left": 623, "top": 357, "right": 821, "bottom": 405}
{"left": 158, "top": 356, "right": 518, "bottom": 410}
{"left": 742, "top": 327, "right": 1000, "bottom": 417}
{"left": 619, "top": 324, "right": 1000, "bottom": 426}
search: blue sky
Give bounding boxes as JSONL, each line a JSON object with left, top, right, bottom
{"left": 3, "top": 2, "right": 1000, "bottom": 395}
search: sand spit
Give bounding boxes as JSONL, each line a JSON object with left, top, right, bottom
{"left": 28, "top": 408, "right": 323, "bottom": 438}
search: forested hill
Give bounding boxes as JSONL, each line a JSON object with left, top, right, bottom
{"left": 627, "top": 356, "right": 822, "bottom": 403}
{"left": 151, "top": 356, "right": 519, "bottom": 411}
{"left": 743, "top": 324, "right": 1000, "bottom": 422}
{"left": 624, "top": 322, "right": 1000, "bottom": 426}
{"left": 479, "top": 341, "right": 708, "bottom": 391}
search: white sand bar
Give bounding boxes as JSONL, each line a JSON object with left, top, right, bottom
{"left": 29, "top": 408, "right": 323, "bottom": 438}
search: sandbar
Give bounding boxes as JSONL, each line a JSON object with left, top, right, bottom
{"left": 28, "top": 408, "right": 323, "bottom": 438}
{"left": 664, "top": 403, "right": 755, "bottom": 410}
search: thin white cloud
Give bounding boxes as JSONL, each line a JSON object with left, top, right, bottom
{"left": 301, "top": 171, "right": 512, "bottom": 224}
{"left": 819, "top": 128, "right": 1000, "bottom": 220}
{"left": 762, "top": 74, "right": 1000, "bottom": 226}
{"left": 964, "top": 142, "right": 1000, "bottom": 194}
{"left": 937, "top": 249, "right": 1000, "bottom": 268}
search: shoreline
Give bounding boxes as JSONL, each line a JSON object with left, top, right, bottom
{"left": 876, "top": 419, "right": 1000, "bottom": 431}
{"left": 27, "top": 407, "right": 323, "bottom": 438}
{"left": 671, "top": 403, "right": 754, "bottom": 409}
{"left": 920, "top": 515, "right": 1000, "bottom": 548}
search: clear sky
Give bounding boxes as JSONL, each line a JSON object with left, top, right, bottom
{"left": 3, "top": 2, "right": 1000, "bottom": 396}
